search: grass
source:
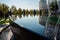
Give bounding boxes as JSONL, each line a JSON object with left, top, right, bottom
{"left": 0, "top": 19, "right": 10, "bottom": 24}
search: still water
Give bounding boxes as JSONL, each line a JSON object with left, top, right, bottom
{"left": 12, "top": 15, "right": 45, "bottom": 36}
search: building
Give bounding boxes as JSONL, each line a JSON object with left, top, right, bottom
{"left": 39, "top": 0, "right": 48, "bottom": 10}
{"left": 39, "top": 0, "right": 48, "bottom": 16}
{"left": 39, "top": 0, "right": 48, "bottom": 26}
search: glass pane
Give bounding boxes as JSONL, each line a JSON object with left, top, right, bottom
{"left": 45, "top": 0, "right": 60, "bottom": 40}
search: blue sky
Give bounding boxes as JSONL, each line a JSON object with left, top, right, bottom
{"left": 0, "top": 0, "right": 40, "bottom": 10}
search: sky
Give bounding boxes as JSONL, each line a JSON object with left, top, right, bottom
{"left": 0, "top": 0, "right": 40, "bottom": 10}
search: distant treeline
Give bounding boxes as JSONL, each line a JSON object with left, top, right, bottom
{"left": 0, "top": 3, "right": 48, "bottom": 18}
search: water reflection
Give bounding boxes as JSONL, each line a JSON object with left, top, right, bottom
{"left": 10, "top": 15, "right": 17, "bottom": 21}
{"left": 10, "top": 13, "right": 45, "bottom": 36}
{"left": 13, "top": 11, "right": 40, "bottom": 19}
{"left": 25, "top": 9, "right": 29, "bottom": 17}
{"left": 45, "top": 0, "right": 60, "bottom": 40}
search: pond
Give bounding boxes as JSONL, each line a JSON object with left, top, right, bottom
{"left": 11, "top": 14, "right": 46, "bottom": 36}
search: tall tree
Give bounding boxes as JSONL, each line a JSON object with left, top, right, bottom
{"left": 10, "top": 5, "right": 17, "bottom": 15}
{"left": 36, "top": 10, "right": 40, "bottom": 16}
{"left": 34, "top": 10, "right": 36, "bottom": 16}
{"left": 50, "top": 0, "right": 58, "bottom": 13}
{"left": 0, "top": 3, "right": 3, "bottom": 18}
{"left": 18, "top": 8, "right": 22, "bottom": 18}
{"left": 49, "top": 0, "right": 58, "bottom": 25}
{"left": 22, "top": 9, "right": 25, "bottom": 17}
{"left": 1, "top": 4, "right": 9, "bottom": 19}
{"left": 0, "top": 3, "right": 2, "bottom": 11}
{"left": 30, "top": 10, "right": 34, "bottom": 16}
{"left": 25, "top": 9, "right": 29, "bottom": 17}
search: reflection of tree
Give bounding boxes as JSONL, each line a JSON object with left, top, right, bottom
{"left": 30, "top": 10, "right": 34, "bottom": 16}
{"left": 0, "top": 3, "right": 41, "bottom": 34}
{"left": 0, "top": 3, "right": 41, "bottom": 22}
{"left": 34, "top": 10, "right": 36, "bottom": 16}
{"left": 49, "top": 15, "right": 58, "bottom": 25}
{"left": 41, "top": 10, "right": 46, "bottom": 16}
{"left": 49, "top": 0, "right": 59, "bottom": 25}
{"left": 10, "top": 15, "right": 17, "bottom": 21}
{"left": 36, "top": 10, "right": 40, "bottom": 16}
{"left": 22, "top": 9, "right": 25, "bottom": 17}
{"left": 50, "top": 0, "right": 58, "bottom": 13}
{"left": 10, "top": 5, "right": 17, "bottom": 15}
{"left": 18, "top": 8, "right": 22, "bottom": 18}
{"left": 25, "top": 9, "right": 29, "bottom": 17}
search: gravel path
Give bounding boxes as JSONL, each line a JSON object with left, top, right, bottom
{"left": 0, "top": 27, "right": 13, "bottom": 40}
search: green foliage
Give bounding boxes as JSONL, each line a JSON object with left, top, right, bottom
{"left": 0, "top": 3, "right": 9, "bottom": 19}
{"left": 0, "top": 20, "right": 10, "bottom": 24}
{"left": 0, "top": 3, "right": 41, "bottom": 28}
{"left": 34, "top": 10, "right": 40, "bottom": 16}
{"left": 50, "top": 0, "right": 58, "bottom": 11}
{"left": 30, "top": 10, "right": 34, "bottom": 16}
{"left": 25, "top": 9, "right": 29, "bottom": 17}
{"left": 49, "top": 15, "right": 58, "bottom": 25}
{"left": 1, "top": 4, "right": 9, "bottom": 14}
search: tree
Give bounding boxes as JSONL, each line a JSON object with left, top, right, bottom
{"left": 10, "top": 5, "right": 17, "bottom": 15}
{"left": 25, "top": 9, "right": 29, "bottom": 17}
{"left": 0, "top": 3, "right": 9, "bottom": 19}
{"left": 0, "top": 3, "right": 3, "bottom": 18}
{"left": 2, "top": 4, "right": 9, "bottom": 14}
{"left": 41, "top": 10, "right": 46, "bottom": 16}
{"left": 0, "top": 3, "right": 10, "bottom": 26}
{"left": 49, "top": 15, "right": 58, "bottom": 25}
{"left": 50, "top": 0, "right": 58, "bottom": 12}
{"left": 49, "top": 0, "right": 59, "bottom": 25}
{"left": 34, "top": 10, "right": 36, "bottom": 16}
{"left": 22, "top": 9, "right": 25, "bottom": 17}
{"left": 36, "top": 10, "right": 40, "bottom": 16}
{"left": 18, "top": 8, "right": 22, "bottom": 18}
{"left": 30, "top": 10, "right": 34, "bottom": 16}
{"left": 0, "top": 3, "right": 2, "bottom": 11}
